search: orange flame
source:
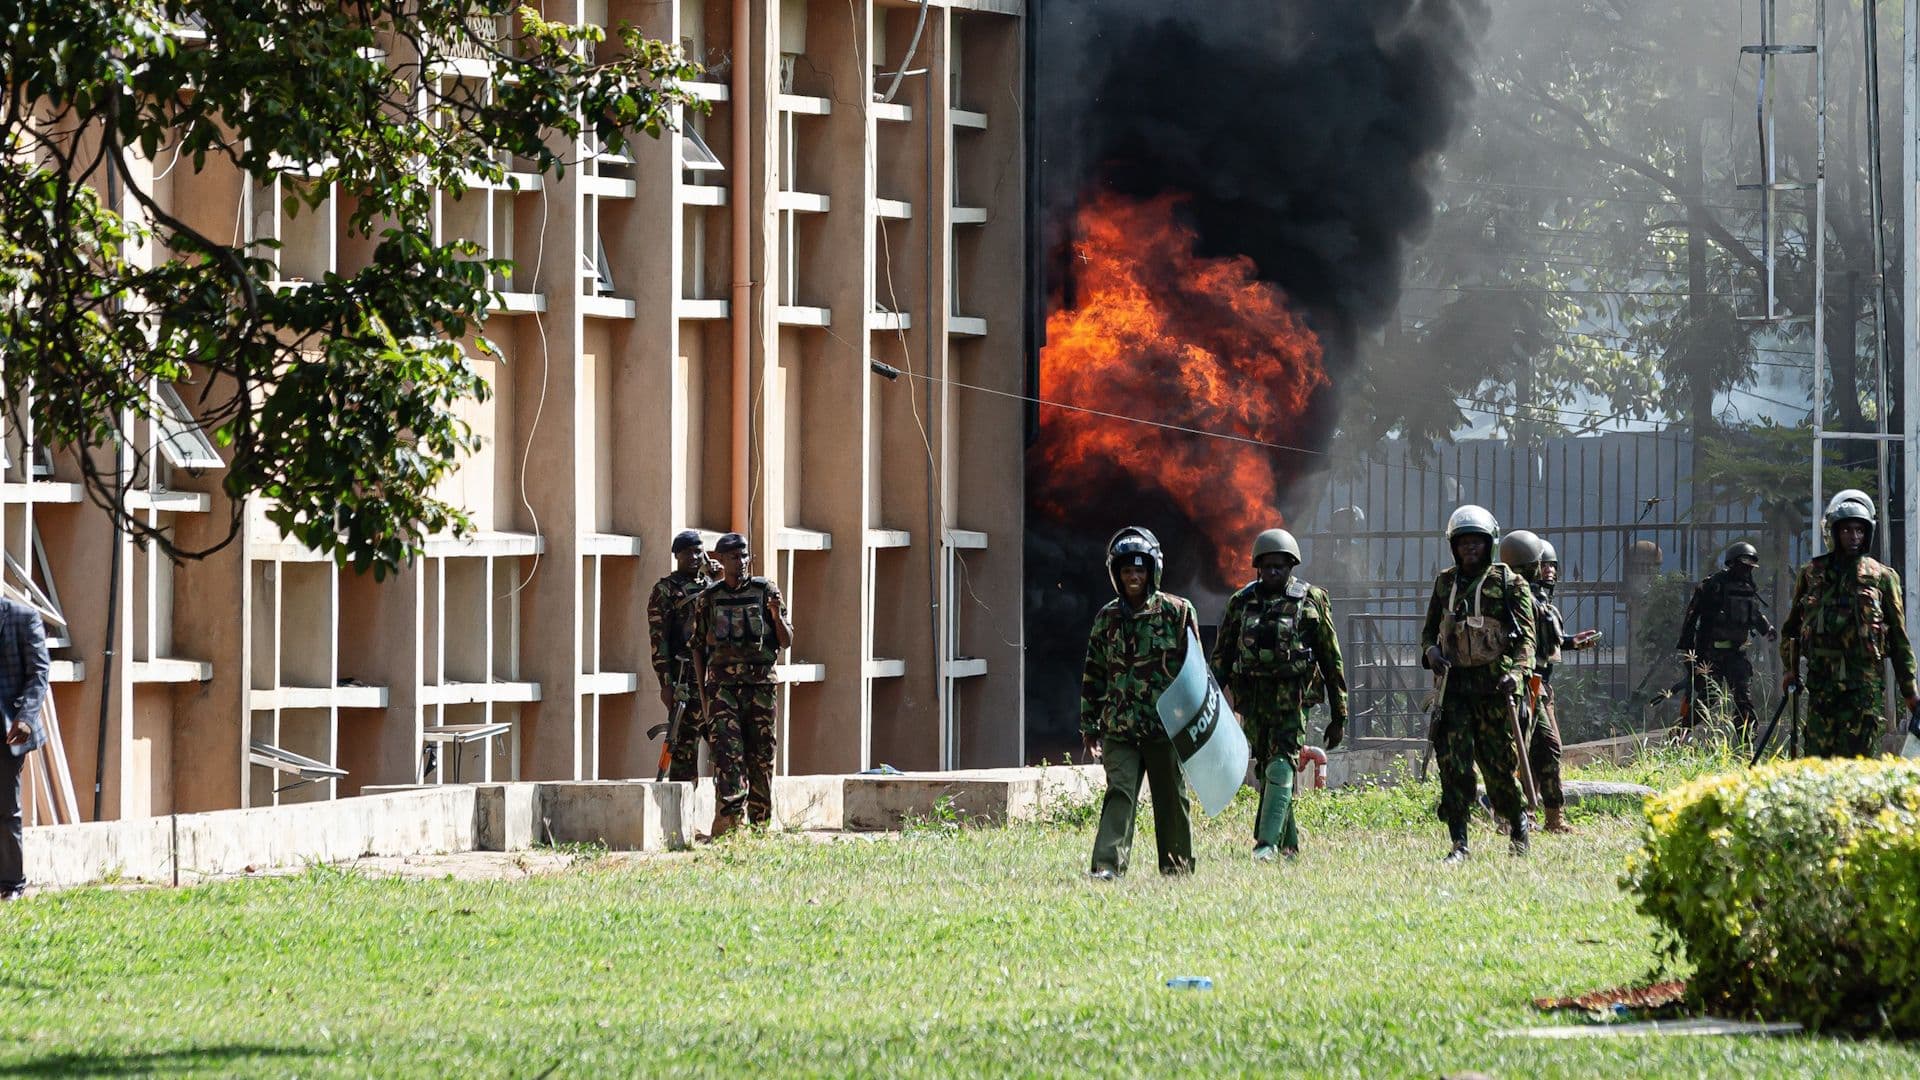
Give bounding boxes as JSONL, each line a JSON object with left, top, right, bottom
{"left": 1034, "top": 191, "right": 1328, "bottom": 587}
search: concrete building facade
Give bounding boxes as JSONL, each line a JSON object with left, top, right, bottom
{"left": 9, "top": 0, "right": 1026, "bottom": 822}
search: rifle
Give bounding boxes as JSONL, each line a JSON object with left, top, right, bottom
{"left": 651, "top": 697, "right": 689, "bottom": 781}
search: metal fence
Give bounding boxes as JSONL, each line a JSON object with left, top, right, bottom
{"left": 1295, "top": 431, "right": 1805, "bottom": 740}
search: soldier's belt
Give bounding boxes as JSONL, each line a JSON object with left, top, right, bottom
{"left": 1710, "top": 640, "right": 1742, "bottom": 651}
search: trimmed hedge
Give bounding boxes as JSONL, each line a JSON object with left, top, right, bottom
{"left": 1623, "top": 757, "right": 1920, "bottom": 1033}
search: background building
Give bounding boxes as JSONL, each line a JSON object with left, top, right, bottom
{"left": 9, "top": 0, "right": 1026, "bottom": 823}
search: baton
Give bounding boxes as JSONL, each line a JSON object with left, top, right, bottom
{"left": 1748, "top": 691, "right": 1794, "bottom": 767}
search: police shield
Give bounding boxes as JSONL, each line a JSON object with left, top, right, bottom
{"left": 1156, "top": 629, "right": 1252, "bottom": 816}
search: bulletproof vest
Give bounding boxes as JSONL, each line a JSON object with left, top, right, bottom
{"left": 1702, "top": 572, "right": 1761, "bottom": 649}
{"left": 705, "top": 578, "right": 779, "bottom": 668}
{"left": 1441, "top": 568, "right": 1511, "bottom": 669}
{"left": 1234, "top": 579, "right": 1317, "bottom": 680}
{"left": 1796, "top": 557, "right": 1890, "bottom": 664}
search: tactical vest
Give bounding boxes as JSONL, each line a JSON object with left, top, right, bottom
{"left": 1796, "top": 558, "right": 1890, "bottom": 665}
{"left": 1233, "top": 579, "right": 1318, "bottom": 681}
{"left": 1441, "top": 568, "right": 1511, "bottom": 668}
{"left": 704, "top": 578, "right": 780, "bottom": 669}
{"left": 1700, "top": 572, "right": 1761, "bottom": 650}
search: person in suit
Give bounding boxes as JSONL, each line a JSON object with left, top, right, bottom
{"left": 2, "top": 594, "right": 51, "bottom": 900}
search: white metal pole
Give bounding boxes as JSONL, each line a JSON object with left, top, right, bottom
{"left": 1904, "top": 0, "right": 1920, "bottom": 643}
{"left": 1813, "top": 0, "right": 1828, "bottom": 554}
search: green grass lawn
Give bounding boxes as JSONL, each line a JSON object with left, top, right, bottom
{"left": 3, "top": 771, "right": 1916, "bottom": 1077}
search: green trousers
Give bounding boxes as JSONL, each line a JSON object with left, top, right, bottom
{"left": 1090, "top": 738, "right": 1194, "bottom": 876}
{"left": 1254, "top": 754, "right": 1299, "bottom": 851}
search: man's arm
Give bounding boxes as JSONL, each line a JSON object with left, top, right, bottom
{"left": 1209, "top": 592, "right": 1243, "bottom": 686}
{"left": 645, "top": 583, "right": 673, "bottom": 682}
{"left": 1502, "top": 569, "right": 1535, "bottom": 679}
{"left": 1779, "top": 566, "right": 1809, "bottom": 678}
{"left": 1307, "top": 591, "right": 1347, "bottom": 719}
{"left": 1419, "top": 575, "right": 1447, "bottom": 669}
{"left": 1676, "top": 582, "right": 1705, "bottom": 651}
{"left": 1079, "top": 612, "right": 1112, "bottom": 743}
{"left": 8, "top": 609, "right": 47, "bottom": 735}
{"left": 1881, "top": 569, "right": 1918, "bottom": 703}
{"left": 762, "top": 581, "right": 795, "bottom": 649}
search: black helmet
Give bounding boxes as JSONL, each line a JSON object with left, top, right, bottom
{"left": 1723, "top": 541, "right": 1759, "bottom": 568}
{"left": 1106, "top": 526, "right": 1164, "bottom": 597}
{"left": 1498, "top": 529, "right": 1545, "bottom": 570}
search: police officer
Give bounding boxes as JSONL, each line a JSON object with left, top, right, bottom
{"left": 1210, "top": 528, "right": 1346, "bottom": 861}
{"left": 1081, "top": 527, "right": 1200, "bottom": 879}
{"left": 1676, "top": 541, "right": 1775, "bottom": 740}
{"left": 1500, "top": 532, "right": 1600, "bottom": 834}
{"left": 690, "top": 533, "right": 793, "bottom": 838}
{"left": 1779, "top": 491, "right": 1919, "bottom": 758}
{"left": 1420, "top": 505, "right": 1535, "bottom": 862}
{"left": 647, "top": 530, "right": 716, "bottom": 781}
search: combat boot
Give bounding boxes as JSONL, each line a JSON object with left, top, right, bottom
{"left": 1510, "top": 813, "right": 1531, "bottom": 857}
{"left": 1543, "top": 806, "right": 1571, "bottom": 834}
{"left": 1441, "top": 820, "right": 1470, "bottom": 864}
{"left": 705, "top": 811, "right": 741, "bottom": 843}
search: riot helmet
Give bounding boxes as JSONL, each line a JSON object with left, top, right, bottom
{"left": 1539, "top": 540, "right": 1559, "bottom": 566}
{"left": 1106, "top": 526, "right": 1164, "bottom": 598}
{"left": 1251, "top": 528, "right": 1301, "bottom": 566}
{"left": 1329, "top": 505, "right": 1366, "bottom": 533}
{"left": 1723, "top": 541, "right": 1759, "bottom": 569}
{"left": 1445, "top": 504, "right": 1499, "bottom": 541}
{"left": 1823, "top": 489, "right": 1877, "bottom": 550}
{"left": 1498, "top": 529, "right": 1546, "bottom": 571}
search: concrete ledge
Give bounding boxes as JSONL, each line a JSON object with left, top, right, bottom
{"left": 843, "top": 766, "right": 1103, "bottom": 831}
{"left": 475, "top": 784, "right": 539, "bottom": 852}
{"left": 534, "top": 781, "right": 692, "bottom": 851}
{"left": 174, "top": 787, "right": 478, "bottom": 883}
{"left": 1562, "top": 734, "right": 1659, "bottom": 770}
{"left": 685, "top": 774, "right": 845, "bottom": 832}
{"left": 23, "top": 817, "right": 175, "bottom": 888}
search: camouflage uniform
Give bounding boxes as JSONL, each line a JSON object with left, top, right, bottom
{"left": 1081, "top": 591, "right": 1199, "bottom": 876}
{"left": 1526, "top": 583, "right": 1567, "bottom": 811}
{"left": 1677, "top": 567, "right": 1774, "bottom": 739}
{"left": 1420, "top": 565, "right": 1535, "bottom": 831}
{"left": 1780, "top": 554, "right": 1917, "bottom": 758}
{"left": 1209, "top": 577, "right": 1346, "bottom": 851}
{"left": 647, "top": 567, "right": 712, "bottom": 781}
{"left": 691, "top": 577, "right": 788, "bottom": 823}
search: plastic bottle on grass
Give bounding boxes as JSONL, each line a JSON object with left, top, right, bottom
{"left": 1165, "top": 976, "right": 1213, "bottom": 990}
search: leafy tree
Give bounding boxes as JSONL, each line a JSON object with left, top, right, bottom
{"left": 0, "top": 0, "right": 698, "bottom": 574}
{"left": 1361, "top": 1, "right": 1893, "bottom": 526}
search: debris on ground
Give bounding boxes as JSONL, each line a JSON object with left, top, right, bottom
{"left": 1498, "top": 1019, "right": 1803, "bottom": 1040}
{"left": 1533, "top": 979, "right": 1687, "bottom": 1014}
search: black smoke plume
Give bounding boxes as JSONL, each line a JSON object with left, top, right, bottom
{"left": 1024, "top": 0, "right": 1489, "bottom": 755}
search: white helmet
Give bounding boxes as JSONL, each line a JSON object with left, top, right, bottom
{"left": 1445, "top": 504, "right": 1499, "bottom": 541}
{"left": 1823, "top": 489, "right": 1876, "bottom": 548}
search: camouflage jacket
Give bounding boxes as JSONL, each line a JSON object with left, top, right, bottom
{"left": 1209, "top": 577, "right": 1348, "bottom": 720}
{"left": 1419, "top": 564, "right": 1535, "bottom": 695}
{"left": 647, "top": 569, "right": 710, "bottom": 686}
{"left": 1531, "top": 583, "right": 1563, "bottom": 672}
{"left": 691, "top": 577, "right": 788, "bottom": 686}
{"left": 1079, "top": 591, "right": 1200, "bottom": 743}
{"left": 1780, "top": 554, "right": 1918, "bottom": 697}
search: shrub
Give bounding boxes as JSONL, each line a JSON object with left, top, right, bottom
{"left": 1622, "top": 757, "right": 1920, "bottom": 1032}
